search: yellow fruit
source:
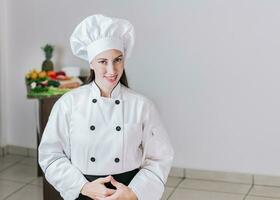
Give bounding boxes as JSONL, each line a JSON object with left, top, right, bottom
{"left": 38, "top": 71, "right": 47, "bottom": 78}
{"left": 30, "top": 72, "right": 38, "bottom": 80}
{"left": 25, "top": 73, "right": 31, "bottom": 79}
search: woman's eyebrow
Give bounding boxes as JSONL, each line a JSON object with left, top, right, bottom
{"left": 96, "top": 58, "right": 107, "bottom": 60}
{"left": 96, "top": 54, "right": 123, "bottom": 60}
{"left": 114, "top": 54, "right": 123, "bottom": 59}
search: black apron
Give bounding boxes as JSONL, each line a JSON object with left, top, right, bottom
{"left": 76, "top": 168, "right": 139, "bottom": 200}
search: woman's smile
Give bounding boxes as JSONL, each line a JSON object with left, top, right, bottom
{"left": 104, "top": 74, "right": 118, "bottom": 83}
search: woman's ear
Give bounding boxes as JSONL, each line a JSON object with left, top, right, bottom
{"left": 90, "top": 63, "right": 94, "bottom": 70}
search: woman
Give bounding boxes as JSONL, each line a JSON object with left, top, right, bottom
{"left": 39, "top": 14, "right": 174, "bottom": 200}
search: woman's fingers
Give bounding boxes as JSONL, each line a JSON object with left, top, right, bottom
{"left": 94, "top": 192, "right": 116, "bottom": 200}
{"left": 97, "top": 185, "right": 115, "bottom": 197}
{"left": 110, "top": 177, "right": 124, "bottom": 189}
{"left": 91, "top": 188, "right": 114, "bottom": 199}
{"left": 98, "top": 175, "right": 112, "bottom": 184}
{"left": 85, "top": 178, "right": 116, "bottom": 199}
{"left": 103, "top": 188, "right": 116, "bottom": 196}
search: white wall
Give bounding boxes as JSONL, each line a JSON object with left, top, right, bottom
{"left": 3, "top": 0, "right": 280, "bottom": 176}
{"left": 0, "top": 0, "right": 7, "bottom": 147}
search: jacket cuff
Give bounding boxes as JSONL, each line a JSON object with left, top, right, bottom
{"left": 61, "top": 177, "right": 89, "bottom": 200}
{"left": 128, "top": 169, "right": 164, "bottom": 200}
{"left": 128, "top": 182, "right": 142, "bottom": 200}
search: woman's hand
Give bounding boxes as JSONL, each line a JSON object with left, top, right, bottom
{"left": 97, "top": 177, "right": 137, "bottom": 200}
{"left": 80, "top": 176, "right": 116, "bottom": 199}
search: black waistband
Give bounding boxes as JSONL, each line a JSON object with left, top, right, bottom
{"left": 76, "top": 168, "right": 139, "bottom": 200}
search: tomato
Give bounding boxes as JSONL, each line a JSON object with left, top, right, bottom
{"left": 47, "top": 71, "right": 57, "bottom": 79}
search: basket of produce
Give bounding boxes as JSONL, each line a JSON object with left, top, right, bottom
{"left": 25, "top": 69, "right": 83, "bottom": 98}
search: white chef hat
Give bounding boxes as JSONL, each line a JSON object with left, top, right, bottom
{"left": 70, "top": 14, "right": 135, "bottom": 63}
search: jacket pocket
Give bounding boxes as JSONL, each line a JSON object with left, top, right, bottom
{"left": 124, "top": 123, "right": 143, "bottom": 151}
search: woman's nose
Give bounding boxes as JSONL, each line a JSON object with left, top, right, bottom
{"left": 106, "top": 62, "right": 116, "bottom": 73}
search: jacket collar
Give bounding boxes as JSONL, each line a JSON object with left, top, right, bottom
{"left": 91, "top": 80, "right": 121, "bottom": 99}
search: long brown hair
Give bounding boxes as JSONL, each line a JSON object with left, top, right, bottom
{"left": 86, "top": 69, "right": 129, "bottom": 88}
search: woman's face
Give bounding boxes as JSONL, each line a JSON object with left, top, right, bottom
{"left": 90, "top": 49, "right": 124, "bottom": 92}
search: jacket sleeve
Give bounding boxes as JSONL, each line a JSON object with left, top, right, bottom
{"left": 38, "top": 96, "right": 88, "bottom": 200}
{"left": 128, "top": 101, "right": 174, "bottom": 200}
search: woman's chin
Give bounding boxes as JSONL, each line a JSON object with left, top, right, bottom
{"left": 104, "top": 78, "right": 119, "bottom": 88}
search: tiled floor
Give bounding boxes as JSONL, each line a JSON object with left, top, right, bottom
{"left": 1, "top": 155, "right": 280, "bottom": 200}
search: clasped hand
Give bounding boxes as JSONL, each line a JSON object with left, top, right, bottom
{"left": 81, "top": 175, "right": 137, "bottom": 200}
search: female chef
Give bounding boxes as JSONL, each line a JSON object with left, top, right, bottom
{"left": 38, "top": 14, "right": 174, "bottom": 200}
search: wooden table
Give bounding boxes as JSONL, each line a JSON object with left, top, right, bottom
{"left": 35, "top": 96, "right": 63, "bottom": 200}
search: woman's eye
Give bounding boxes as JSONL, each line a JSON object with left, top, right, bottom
{"left": 114, "top": 58, "right": 122, "bottom": 63}
{"left": 98, "top": 60, "right": 107, "bottom": 64}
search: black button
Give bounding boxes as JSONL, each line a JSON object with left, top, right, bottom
{"left": 92, "top": 99, "right": 97, "bottom": 103}
{"left": 90, "top": 125, "right": 95, "bottom": 131}
{"left": 114, "top": 158, "right": 120, "bottom": 163}
{"left": 90, "top": 157, "right": 95, "bottom": 162}
{"left": 116, "top": 126, "right": 121, "bottom": 131}
{"left": 115, "top": 100, "right": 120, "bottom": 105}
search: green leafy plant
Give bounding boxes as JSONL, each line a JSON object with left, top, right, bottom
{"left": 41, "top": 44, "right": 54, "bottom": 71}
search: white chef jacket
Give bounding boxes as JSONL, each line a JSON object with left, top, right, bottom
{"left": 38, "top": 81, "right": 174, "bottom": 200}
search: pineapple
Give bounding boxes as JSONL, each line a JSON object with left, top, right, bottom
{"left": 41, "top": 44, "right": 54, "bottom": 72}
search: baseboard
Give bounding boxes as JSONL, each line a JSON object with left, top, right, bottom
{"left": 170, "top": 167, "right": 280, "bottom": 187}
{"left": 169, "top": 167, "right": 185, "bottom": 178}
{"left": 0, "top": 146, "right": 7, "bottom": 157}
{"left": 254, "top": 174, "right": 280, "bottom": 187}
{"left": 0, "top": 146, "right": 4, "bottom": 157}
{"left": 1, "top": 145, "right": 36, "bottom": 157}
{"left": 184, "top": 168, "right": 253, "bottom": 184}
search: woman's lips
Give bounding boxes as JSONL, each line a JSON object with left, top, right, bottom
{"left": 104, "top": 75, "right": 117, "bottom": 83}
